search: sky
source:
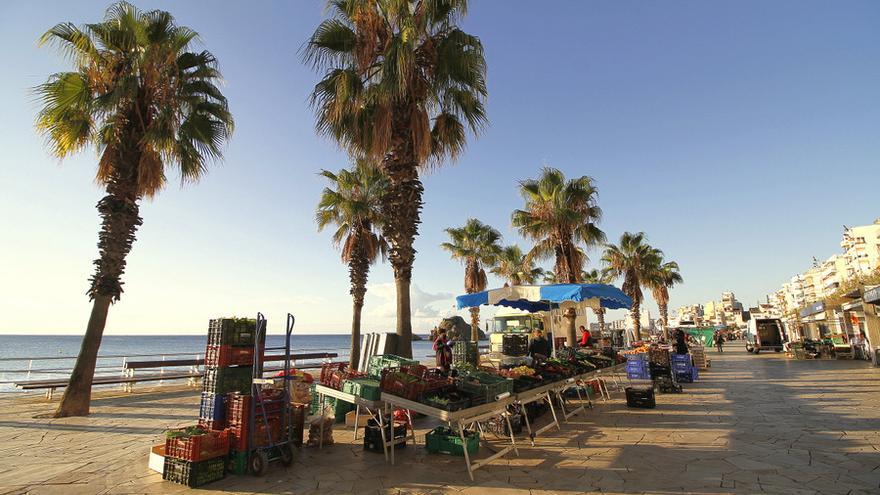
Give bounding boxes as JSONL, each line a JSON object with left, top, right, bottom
{"left": 0, "top": 1, "right": 878, "bottom": 336}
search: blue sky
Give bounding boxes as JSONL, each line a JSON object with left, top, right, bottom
{"left": 0, "top": 1, "right": 878, "bottom": 335}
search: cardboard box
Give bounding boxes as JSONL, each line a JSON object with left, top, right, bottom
{"left": 345, "top": 410, "right": 370, "bottom": 428}
{"left": 148, "top": 444, "right": 165, "bottom": 474}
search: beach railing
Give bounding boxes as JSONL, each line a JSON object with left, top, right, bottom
{"left": 6, "top": 349, "right": 340, "bottom": 399}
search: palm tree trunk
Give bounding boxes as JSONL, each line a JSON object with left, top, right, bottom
{"left": 631, "top": 300, "right": 642, "bottom": 341}
{"left": 55, "top": 160, "right": 142, "bottom": 417}
{"left": 54, "top": 295, "right": 112, "bottom": 417}
{"left": 394, "top": 276, "right": 413, "bottom": 358}
{"left": 469, "top": 307, "right": 480, "bottom": 343}
{"left": 660, "top": 304, "right": 669, "bottom": 341}
{"left": 351, "top": 300, "right": 363, "bottom": 370}
{"left": 381, "top": 121, "right": 421, "bottom": 359}
{"left": 563, "top": 307, "right": 577, "bottom": 347}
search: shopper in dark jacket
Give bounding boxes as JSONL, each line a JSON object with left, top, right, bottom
{"left": 529, "top": 329, "right": 552, "bottom": 361}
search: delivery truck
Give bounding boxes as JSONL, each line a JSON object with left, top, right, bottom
{"left": 745, "top": 318, "right": 786, "bottom": 354}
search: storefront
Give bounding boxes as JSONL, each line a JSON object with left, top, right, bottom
{"left": 799, "top": 302, "right": 827, "bottom": 339}
{"left": 863, "top": 286, "right": 880, "bottom": 364}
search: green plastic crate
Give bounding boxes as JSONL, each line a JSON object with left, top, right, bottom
{"left": 202, "top": 366, "right": 253, "bottom": 395}
{"left": 227, "top": 450, "right": 248, "bottom": 475}
{"left": 456, "top": 371, "right": 513, "bottom": 402}
{"left": 425, "top": 426, "right": 479, "bottom": 456}
{"left": 163, "top": 456, "right": 225, "bottom": 487}
{"left": 342, "top": 378, "right": 381, "bottom": 401}
{"left": 452, "top": 341, "right": 479, "bottom": 368}
{"left": 366, "top": 354, "right": 419, "bottom": 379}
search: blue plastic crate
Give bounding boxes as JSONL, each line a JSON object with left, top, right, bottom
{"left": 672, "top": 362, "right": 691, "bottom": 371}
{"left": 626, "top": 361, "right": 650, "bottom": 372}
{"left": 627, "top": 369, "right": 651, "bottom": 380}
{"left": 625, "top": 354, "right": 649, "bottom": 362}
{"left": 199, "top": 392, "right": 226, "bottom": 422}
{"left": 674, "top": 370, "right": 694, "bottom": 383}
{"left": 671, "top": 354, "right": 692, "bottom": 365}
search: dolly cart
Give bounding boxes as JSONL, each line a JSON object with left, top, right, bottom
{"left": 247, "top": 312, "right": 295, "bottom": 475}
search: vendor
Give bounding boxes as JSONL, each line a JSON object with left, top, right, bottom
{"left": 529, "top": 329, "right": 552, "bottom": 361}
{"left": 674, "top": 328, "right": 689, "bottom": 355}
{"left": 578, "top": 325, "right": 594, "bottom": 348}
{"left": 433, "top": 328, "right": 453, "bottom": 372}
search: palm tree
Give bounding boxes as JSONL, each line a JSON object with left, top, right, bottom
{"left": 542, "top": 270, "right": 558, "bottom": 284}
{"left": 34, "top": 2, "right": 233, "bottom": 417}
{"left": 305, "top": 0, "right": 488, "bottom": 358}
{"left": 513, "top": 167, "right": 605, "bottom": 346}
{"left": 491, "top": 245, "right": 544, "bottom": 286}
{"left": 581, "top": 268, "right": 613, "bottom": 334}
{"left": 602, "top": 232, "right": 662, "bottom": 342}
{"left": 646, "top": 259, "right": 683, "bottom": 341}
{"left": 316, "top": 161, "right": 387, "bottom": 370}
{"left": 441, "top": 219, "right": 501, "bottom": 342}
{"left": 512, "top": 167, "right": 605, "bottom": 284}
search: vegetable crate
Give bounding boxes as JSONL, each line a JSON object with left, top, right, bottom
{"left": 674, "top": 367, "right": 698, "bottom": 383}
{"left": 163, "top": 456, "right": 225, "bottom": 488}
{"left": 452, "top": 341, "right": 479, "bottom": 368}
{"left": 425, "top": 426, "right": 479, "bottom": 457}
{"left": 207, "top": 318, "right": 265, "bottom": 347}
{"left": 367, "top": 354, "right": 419, "bottom": 379}
{"left": 649, "top": 364, "right": 671, "bottom": 379}
{"left": 199, "top": 392, "right": 226, "bottom": 427}
{"left": 456, "top": 372, "right": 513, "bottom": 403}
{"left": 320, "top": 362, "right": 348, "bottom": 385}
{"left": 202, "top": 366, "right": 253, "bottom": 395}
{"left": 625, "top": 387, "right": 656, "bottom": 409}
{"left": 341, "top": 378, "right": 381, "bottom": 401}
{"left": 379, "top": 371, "right": 426, "bottom": 401}
{"left": 421, "top": 392, "right": 471, "bottom": 411}
{"left": 502, "top": 334, "right": 529, "bottom": 357}
{"left": 165, "top": 427, "right": 230, "bottom": 462}
{"left": 205, "top": 344, "right": 259, "bottom": 368}
{"left": 654, "top": 375, "right": 682, "bottom": 393}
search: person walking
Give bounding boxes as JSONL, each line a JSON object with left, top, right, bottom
{"left": 674, "top": 328, "right": 689, "bottom": 355}
{"left": 433, "top": 328, "right": 453, "bottom": 372}
{"left": 715, "top": 332, "right": 725, "bottom": 353}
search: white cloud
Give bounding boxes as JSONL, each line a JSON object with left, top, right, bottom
{"left": 364, "top": 283, "right": 456, "bottom": 332}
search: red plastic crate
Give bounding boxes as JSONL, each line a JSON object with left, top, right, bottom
{"left": 327, "top": 369, "right": 367, "bottom": 390}
{"left": 225, "top": 392, "right": 284, "bottom": 425}
{"left": 380, "top": 370, "right": 426, "bottom": 401}
{"left": 205, "top": 345, "right": 260, "bottom": 368}
{"left": 165, "top": 428, "right": 229, "bottom": 462}
{"left": 227, "top": 415, "right": 283, "bottom": 451}
{"left": 398, "top": 364, "right": 429, "bottom": 380}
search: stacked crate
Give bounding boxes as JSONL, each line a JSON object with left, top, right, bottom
{"left": 625, "top": 354, "right": 650, "bottom": 380}
{"left": 200, "top": 318, "right": 263, "bottom": 431}
{"left": 690, "top": 345, "right": 709, "bottom": 369}
{"left": 672, "top": 354, "right": 697, "bottom": 383}
{"left": 452, "top": 341, "right": 479, "bottom": 368}
{"left": 163, "top": 427, "right": 229, "bottom": 487}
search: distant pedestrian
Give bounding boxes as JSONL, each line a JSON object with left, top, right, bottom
{"left": 433, "top": 328, "right": 453, "bottom": 372}
{"left": 715, "top": 332, "right": 724, "bottom": 353}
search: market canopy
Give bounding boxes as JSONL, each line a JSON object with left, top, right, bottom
{"left": 456, "top": 284, "right": 632, "bottom": 312}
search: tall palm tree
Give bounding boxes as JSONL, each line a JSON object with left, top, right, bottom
{"left": 513, "top": 167, "right": 605, "bottom": 346}
{"left": 602, "top": 232, "right": 661, "bottom": 342}
{"left": 34, "top": 2, "right": 233, "bottom": 417}
{"left": 646, "top": 258, "right": 683, "bottom": 341}
{"left": 491, "top": 245, "right": 544, "bottom": 286}
{"left": 316, "top": 161, "right": 387, "bottom": 370}
{"left": 305, "top": 0, "right": 487, "bottom": 358}
{"left": 542, "top": 270, "right": 558, "bottom": 284}
{"left": 581, "top": 268, "right": 613, "bottom": 334}
{"left": 441, "top": 219, "right": 501, "bottom": 342}
{"left": 512, "top": 167, "right": 605, "bottom": 284}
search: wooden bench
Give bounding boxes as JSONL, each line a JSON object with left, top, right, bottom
{"left": 16, "top": 352, "right": 340, "bottom": 399}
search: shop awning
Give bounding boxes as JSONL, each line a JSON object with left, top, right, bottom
{"left": 456, "top": 284, "right": 632, "bottom": 311}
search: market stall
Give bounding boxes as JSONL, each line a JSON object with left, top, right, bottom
{"left": 380, "top": 392, "right": 519, "bottom": 480}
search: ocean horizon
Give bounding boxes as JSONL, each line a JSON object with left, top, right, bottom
{"left": 0, "top": 333, "right": 436, "bottom": 392}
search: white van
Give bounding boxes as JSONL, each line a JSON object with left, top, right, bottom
{"left": 745, "top": 318, "right": 786, "bottom": 354}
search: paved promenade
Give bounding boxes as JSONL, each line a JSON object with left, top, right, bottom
{"left": 0, "top": 346, "right": 878, "bottom": 494}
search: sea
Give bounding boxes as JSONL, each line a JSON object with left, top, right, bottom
{"left": 0, "top": 334, "right": 436, "bottom": 393}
